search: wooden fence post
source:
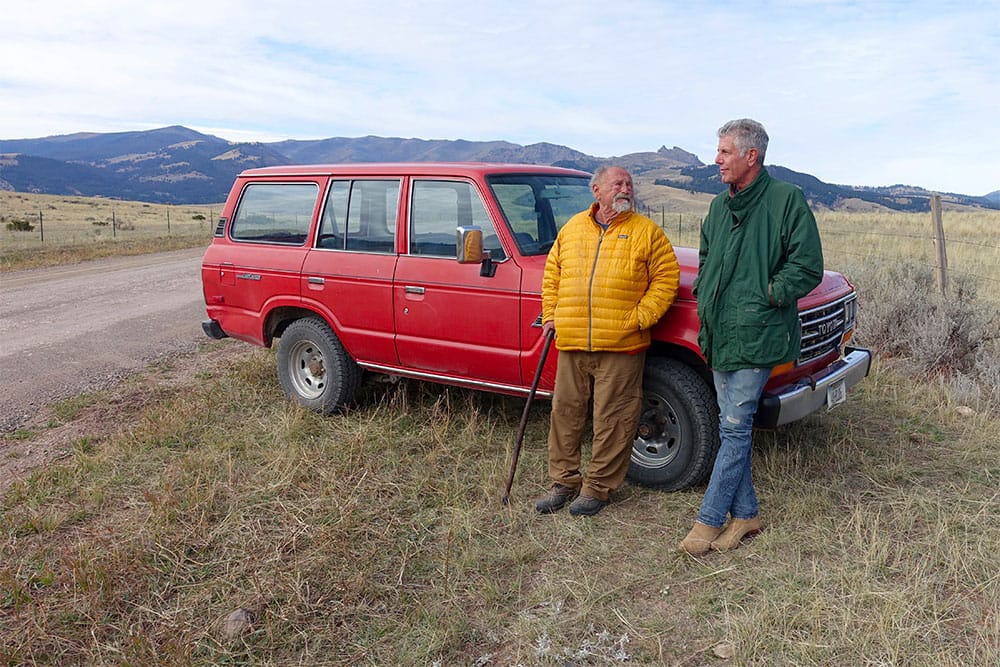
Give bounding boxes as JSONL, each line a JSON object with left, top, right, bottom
{"left": 930, "top": 194, "right": 948, "bottom": 295}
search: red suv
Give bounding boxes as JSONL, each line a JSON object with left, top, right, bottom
{"left": 202, "top": 163, "right": 871, "bottom": 491}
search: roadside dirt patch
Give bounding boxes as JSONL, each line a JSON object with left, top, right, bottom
{"left": 0, "top": 342, "right": 251, "bottom": 496}
{"left": 0, "top": 247, "right": 211, "bottom": 433}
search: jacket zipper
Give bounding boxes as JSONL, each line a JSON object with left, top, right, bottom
{"left": 587, "top": 227, "right": 606, "bottom": 351}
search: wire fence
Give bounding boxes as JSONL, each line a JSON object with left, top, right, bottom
{"left": 639, "top": 203, "right": 1000, "bottom": 303}
{"left": 1, "top": 192, "right": 219, "bottom": 251}
{"left": 4, "top": 192, "right": 999, "bottom": 302}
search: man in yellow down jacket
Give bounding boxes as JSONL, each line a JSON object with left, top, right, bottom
{"left": 536, "top": 165, "right": 680, "bottom": 516}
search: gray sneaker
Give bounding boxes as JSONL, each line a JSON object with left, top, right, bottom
{"left": 535, "top": 484, "right": 579, "bottom": 514}
{"left": 568, "top": 494, "right": 609, "bottom": 516}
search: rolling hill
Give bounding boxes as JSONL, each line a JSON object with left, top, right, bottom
{"left": 1, "top": 126, "right": 996, "bottom": 212}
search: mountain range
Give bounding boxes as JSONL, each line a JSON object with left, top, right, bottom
{"left": 1, "top": 125, "right": 997, "bottom": 212}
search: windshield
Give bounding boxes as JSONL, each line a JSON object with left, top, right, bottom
{"left": 486, "top": 174, "right": 593, "bottom": 256}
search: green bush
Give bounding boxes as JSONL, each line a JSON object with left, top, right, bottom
{"left": 847, "top": 260, "right": 1000, "bottom": 409}
{"left": 6, "top": 219, "right": 35, "bottom": 232}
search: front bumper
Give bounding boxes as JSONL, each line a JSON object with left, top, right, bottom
{"left": 756, "top": 346, "right": 872, "bottom": 428}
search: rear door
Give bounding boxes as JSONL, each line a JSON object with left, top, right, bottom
{"left": 392, "top": 178, "right": 524, "bottom": 387}
{"left": 300, "top": 178, "right": 401, "bottom": 365}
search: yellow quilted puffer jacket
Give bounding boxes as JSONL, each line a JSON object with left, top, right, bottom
{"left": 542, "top": 204, "right": 679, "bottom": 352}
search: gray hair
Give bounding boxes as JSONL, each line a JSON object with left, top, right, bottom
{"left": 718, "top": 118, "right": 769, "bottom": 165}
{"left": 590, "top": 165, "right": 629, "bottom": 188}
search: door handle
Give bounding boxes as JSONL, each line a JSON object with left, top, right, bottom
{"left": 307, "top": 277, "right": 325, "bottom": 285}
{"left": 404, "top": 286, "right": 425, "bottom": 294}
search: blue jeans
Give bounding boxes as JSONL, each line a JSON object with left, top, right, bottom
{"left": 697, "top": 367, "right": 772, "bottom": 528}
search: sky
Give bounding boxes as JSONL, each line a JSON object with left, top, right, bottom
{"left": 2, "top": 0, "right": 998, "bottom": 196}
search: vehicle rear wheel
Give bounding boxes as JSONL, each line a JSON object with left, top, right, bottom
{"left": 628, "top": 357, "right": 719, "bottom": 492}
{"left": 276, "top": 317, "right": 361, "bottom": 414}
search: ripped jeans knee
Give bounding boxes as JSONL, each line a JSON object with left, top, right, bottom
{"left": 696, "top": 367, "right": 772, "bottom": 527}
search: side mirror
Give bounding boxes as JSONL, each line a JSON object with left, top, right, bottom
{"left": 456, "top": 226, "right": 496, "bottom": 277}
{"left": 456, "top": 226, "right": 483, "bottom": 264}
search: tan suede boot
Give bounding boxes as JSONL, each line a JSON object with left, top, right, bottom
{"left": 678, "top": 521, "right": 723, "bottom": 555}
{"left": 710, "top": 517, "right": 763, "bottom": 552}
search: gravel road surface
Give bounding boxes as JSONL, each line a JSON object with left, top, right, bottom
{"left": 0, "top": 247, "right": 212, "bottom": 431}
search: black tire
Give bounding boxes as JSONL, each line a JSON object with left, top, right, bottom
{"left": 276, "top": 317, "right": 362, "bottom": 414}
{"left": 628, "top": 357, "right": 719, "bottom": 492}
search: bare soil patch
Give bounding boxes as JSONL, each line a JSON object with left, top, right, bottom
{"left": 0, "top": 342, "right": 251, "bottom": 496}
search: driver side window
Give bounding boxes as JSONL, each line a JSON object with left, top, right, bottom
{"left": 409, "top": 180, "right": 505, "bottom": 259}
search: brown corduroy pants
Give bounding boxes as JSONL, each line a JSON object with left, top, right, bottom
{"left": 546, "top": 349, "right": 646, "bottom": 501}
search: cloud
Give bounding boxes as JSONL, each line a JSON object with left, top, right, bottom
{"left": 2, "top": 0, "right": 997, "bottom": 195}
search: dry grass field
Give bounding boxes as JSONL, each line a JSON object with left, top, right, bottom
{"left": 0, "top": 191, "right": 218, "bottom": 270}
{"left": 633, "top": 180, "right": 1000, "bottom": 303}
{"left": 1, "top": 189, "right": 998, "bottom": 665}
{"left": 817, "top": 208, "right": 1000, "bottom": 301}
{"left": 1, "top": 345, "right": 996, "bottom": 665}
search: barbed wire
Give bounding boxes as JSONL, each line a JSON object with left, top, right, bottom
{"left": 824, "top": 248, "right": 1000, "bottom": 286}
{"left": 645, "top": 204, "right": 1000, "bottom": 297}
{"left": 943, "top": 238, "right": 1000, "bottom": 250}
{"left": 815, "top": 228, "right": 999, "bottom": 250}
{"left": 645, "top": 210, "right": 1000, "bottom": 252}
{"left": 820, "top": 229, "right": 933, "bottom": 241}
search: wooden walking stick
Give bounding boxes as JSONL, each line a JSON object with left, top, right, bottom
{"left": 501, "top": 327, "right": 555, "bottom": 505}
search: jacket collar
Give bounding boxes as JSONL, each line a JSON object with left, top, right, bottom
{"left": 589, "top": 202, "right": 634, "bottom": 228}
{"left": 727, "top": 167, "right": 771, "bottom": 215}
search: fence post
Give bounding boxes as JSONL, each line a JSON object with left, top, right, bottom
{"left": 112, "top": 209, "right": 117, "bottom": 238}
{"left": 39, "top": 210, "right": 44, "bottom": 243}
{"left": 930, "top": 193, "right": 947, "bottom": 295}
{"left": 167, "top": 209, "right": 171, "bottom": 235}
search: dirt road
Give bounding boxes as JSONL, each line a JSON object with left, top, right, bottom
{"left": 0, "top": 247, "right": 214, "bottom": 432}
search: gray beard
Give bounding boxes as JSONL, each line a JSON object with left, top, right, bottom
{"left": 612, "top": 197, "right": 633, "bottom": 213}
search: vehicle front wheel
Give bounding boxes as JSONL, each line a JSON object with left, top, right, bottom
{"left": 276, "top": 317, "right": 361, "bottom": 414}
{"left": 628, "top": 357, "right": 719, "bottom": 492}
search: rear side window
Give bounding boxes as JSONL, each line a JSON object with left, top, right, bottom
{"left": 410, "top": 180, "right": 504, "bottom": 259}
{"left": 230, "top": 183, "right": 319, "bottom": 245}
{"left": 317, "top": 179, "right": 400, "bottom": 253}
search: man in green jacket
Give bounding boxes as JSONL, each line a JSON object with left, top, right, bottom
{"left": 679, "top": 119, "right": 824, "bottom": 555}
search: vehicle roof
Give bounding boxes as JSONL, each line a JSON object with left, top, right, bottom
{"left": 236, "top": 162, "right": 592, "bottom": 179}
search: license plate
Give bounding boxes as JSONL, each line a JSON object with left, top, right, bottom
{"left": 826, "top": 379, "right": 847, "bottom": 410}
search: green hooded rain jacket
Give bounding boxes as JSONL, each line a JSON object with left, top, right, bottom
{"left": 693, "top": 168, "right": 824, "bottom": 371}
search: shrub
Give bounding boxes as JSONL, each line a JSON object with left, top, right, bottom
{"left": 847, "top": 260, "right": 1000, "bottom": 409}
{"left": 6, "top": 219, "right": 35, "bottom": 232}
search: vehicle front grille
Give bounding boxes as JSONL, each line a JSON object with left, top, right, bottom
{"left": 799, "top": 292, "right": 857, "bottom": 363}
